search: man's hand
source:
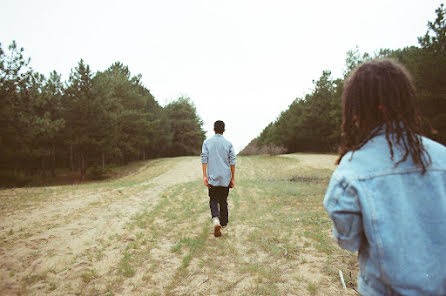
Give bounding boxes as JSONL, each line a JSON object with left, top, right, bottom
{"left": 203, "top": 177, "right": 210, "bottom": 187}
{"left": 202, "top": 163, "right": 210, "bottom": 187}
{"left": 230, "top": 165, "right": 235, "bottom": 188}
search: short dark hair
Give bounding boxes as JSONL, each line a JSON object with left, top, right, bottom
{"left": 214, "top": 120, "right": 225, "bottom": 134}
{"left": 338, "top": 58, "right": 431, "bottom": 172}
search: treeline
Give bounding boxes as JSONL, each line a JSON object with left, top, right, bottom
{"left": 241, "top": 4, "right": 446, "bottom": 155}
{"left": 0, "top": 44, "right": 205, "bottom": 185}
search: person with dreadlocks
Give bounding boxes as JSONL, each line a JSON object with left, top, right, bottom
{"left": 323, "top": 59, "right": 446, "bottom": 295}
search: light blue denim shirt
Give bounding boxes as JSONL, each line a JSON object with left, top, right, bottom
{"left": 201, "top": 134, "right": 236, "bottom": 187}
{"left": 324, "top": 132, "right": 446, "bottom": 295}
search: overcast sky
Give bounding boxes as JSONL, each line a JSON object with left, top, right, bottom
{"left": 1, "top": 0, "right": 443, "bottom": 152}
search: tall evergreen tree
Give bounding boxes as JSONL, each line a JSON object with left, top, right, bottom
{"left": 164, "top": 97, "right": 206, "bottom": 156}
{"left": 0, "top": 41, "right": 33, "bottom": 172}
{"left": 65, "top": 59, "right": 104, "bottom": 179}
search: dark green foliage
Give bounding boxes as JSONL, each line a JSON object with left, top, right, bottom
{"left": 252, "top": 4, "right": 446, "bottom": 154}
{"left": 0, "top": 46, "right": 205, "bottom": 186}
{"left": 418, "top": 4, "right": 446, "bottom": 56}
{"left": 164, "top": 97, "right": 206, "bottom": 156}
{"left": 256, "top": 71, "right": 343, "bottom": 153}
{"left": 0, "top": 42, "right": 65, "bottom": 177}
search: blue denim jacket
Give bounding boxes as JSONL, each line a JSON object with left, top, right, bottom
{"left": 201, "top": 134, "right": 236, "bottom": 187}
{"left": 324, "top": 132, "right": 446, "bottom": 295}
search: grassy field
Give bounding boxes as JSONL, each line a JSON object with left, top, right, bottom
{"left": 0, "top": 154, "right": 359, "bottom": 295}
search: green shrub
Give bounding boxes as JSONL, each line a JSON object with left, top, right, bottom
{"left": 87, "top": 166, "right": 109, "bottom": 180}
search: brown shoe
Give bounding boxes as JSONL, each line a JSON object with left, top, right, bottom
{"left": 213, "top": 217, "right": 222, "bottom": 237}
{"left": 214, "top": 224, "right": 222, "bottom": 237}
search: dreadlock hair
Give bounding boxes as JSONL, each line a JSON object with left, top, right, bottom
{"left": 337, "top": 58, "right": 431, "bottom": 173}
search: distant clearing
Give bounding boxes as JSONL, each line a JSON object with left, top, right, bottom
{"left": 279, "top": 153, "right": 338, "bottom": 171}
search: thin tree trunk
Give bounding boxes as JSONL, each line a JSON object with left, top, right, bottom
{"left": 80, "top": 153, "right": 87, "bottom": 181}
{"left": 78, "top": 154, "right": 82, "bottom": 179}
{"left": 70, "top": 145, "right": 74, "bottom": 171}
{"left": 102, "top": 152, "right": 105, "bottom": 169}
{"left": 51, "top": 144, "right": 56, "bottom": 177}
{"left": 41, "top": 157, "right": 46, "bottom": 177}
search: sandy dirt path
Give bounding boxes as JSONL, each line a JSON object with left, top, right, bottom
{"left": 0, "top": 157, "right": 201, "bottom": 295}
{"left": 0, "top": 154, "right": 357, "bottom": 296}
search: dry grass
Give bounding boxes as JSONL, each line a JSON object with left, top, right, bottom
{"left": 0, "top": 154, "right": 358, "bottom": 295}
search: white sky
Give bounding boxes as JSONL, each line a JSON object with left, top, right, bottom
{"left": 1, "top": 0, "right": 443, "bottom": 152}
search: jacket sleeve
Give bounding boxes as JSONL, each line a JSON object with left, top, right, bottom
{"left": 323, "top": 174, "right": 363, "bottom": 252}
{"left": 201, "top": 141, "right": 208, "bottom": 164}
{"left": 228, "top": 144, "right": 236, "bottom": 166}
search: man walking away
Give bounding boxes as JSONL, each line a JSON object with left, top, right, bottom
{"left": 201, "top": 120, "right": 236, "bottom": 237}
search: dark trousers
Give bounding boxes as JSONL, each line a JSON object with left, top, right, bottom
{"left": 208, "top": 185, "right": 229, "bottom": 226}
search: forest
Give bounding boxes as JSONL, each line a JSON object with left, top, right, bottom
{"left": 0, "top": 49, "right": 206, "bottom": 186}
{"left": 2, "top": 4, "right": 445, "bottom": 186}
{"left": 240, "top": 4, "right": 446, "bottom": 155}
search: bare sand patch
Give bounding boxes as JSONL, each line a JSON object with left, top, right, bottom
{"left": 279, "top": 153, "right": 338, "bottom": 171}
